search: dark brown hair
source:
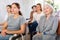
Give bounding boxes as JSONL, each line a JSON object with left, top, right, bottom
{"left": 12, "top": 3, "right": 22, "bottom": 16}
{"left": 37, "top": 3, "right": 42, "bottom": 11}
{"left": 6, "top": 5, "right": 11, "bottom": 8}
{"left": 32, "top": 5, "right": 36, "bottom": 9}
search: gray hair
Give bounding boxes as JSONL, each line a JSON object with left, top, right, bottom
{"left": 44, "top": 2, "right": 54, "bottom": 14}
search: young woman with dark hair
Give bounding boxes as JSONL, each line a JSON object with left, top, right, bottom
{"left": 0, "top": 3, "right": 26, "bottom": 40}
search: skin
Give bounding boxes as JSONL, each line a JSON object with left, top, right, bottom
{"left": 1, "top": 4, "right": 26, "bottom": 36}
{"left": 29, "top": 7, "right": 36, "bottom": 22}
{"left": 6, "top": 6, "right": 11, "bottom": 13}
{"left": 44, "top": 4, "right": 53, "bottom": 20}
{"left": 32, "top": 7, "right": 36, "bottom": 12}
{"left": 36, "top": 5, "right": 42, "bottom": 14}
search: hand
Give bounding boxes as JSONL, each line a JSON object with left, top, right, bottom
{"left": 37, "top": 32, "right": 42, "bottom": 36}
{"left": 1, "top": 29, "right": 7, "bottom": 37}
{"left": 28, "top": 21, "right": 32, "bottom": 24}
{"left": 0, "top": 24, "right": 3, "bottom": 26}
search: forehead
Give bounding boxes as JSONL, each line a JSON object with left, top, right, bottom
{"left": 6, "top": 6, "right": 10, "bottom": 8}
{"left": 36, "top": 5, "right": 40, "bottom": 7}
{"left": 33, "top": 7, "right": 36, "bottom": 8}
{"left": 12, "top": 4, "right": 17, "bottom": 7}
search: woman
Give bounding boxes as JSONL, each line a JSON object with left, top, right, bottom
{"left": 29, "top": 5, "right": 36, "bottom": 22}
{"left": 32, "top": 3, "right": 58, "bottom": 40}
{"left": 28, "top": 5, "right": 37, "bottom": 33}
{"left": 0, "top": 5, "right": 12, "bottom": 33}
{"left": 6, "top": 5, "right": 12, "bottom": 16}
{"left": 28, "top": 5, "right": 36, "bottom": 40}
{"left": 33, "top": 3, "right": 44, "bottom": 23}
{"left": 0, "top": 3, "right": 26, "bottom": 40}
{"left": 0, "top": 5, "right": 12, "bottom": 26}
{"left": 28, "top": 3, "right": 44, "bottom": 40}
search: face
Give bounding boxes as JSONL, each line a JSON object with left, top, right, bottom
{"left": 36, "top": 5, "right": 41, "bottom": 11}
{"left": 11, "top": 4, "right": 19, "bottom": 14}
{"left": 43, "top": 5, "right": 52, "bottom": 15}
{"left": 32, "top": 7, "right": 36, "bottom": 12}
{"left": 6, "top": 6, "right": 11, "bottom": 13}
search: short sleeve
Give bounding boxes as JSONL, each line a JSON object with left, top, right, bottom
{"left": 36, "top": 16, "right": 45, "bottom": 32}
{"left": 4, "top": 14, "right": 8, "bottom": 21}
{"left": 19, "top": 16, "right": 26, "bottom": 25}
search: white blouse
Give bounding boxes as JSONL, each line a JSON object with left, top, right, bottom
{"left": 32, "top": 12, "right": 45, "bottom": 23}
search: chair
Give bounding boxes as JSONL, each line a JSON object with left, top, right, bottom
{"left": 9, "top": 18, "right": 30, "bottom": 40}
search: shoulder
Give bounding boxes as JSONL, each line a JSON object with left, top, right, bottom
{"left": 40, "top": 12, "right": 45, "bottom": 16}
{"left": 52, "top": 15, "right": 58, "bottom": 21}
{"left": 30, "top": 11, "right": 34, "bottom": 14}
{"left": 9, "top": 14, "right": 14, "bottom": 17}
{"left": 19, "top": 15, "right": 26, "bottom": 23}
{"left": 33, "top": 12, "right": 37, "bottom": 15}
{"left": 19, "top": 15, "right": 25, "bottom": 20}
{"left": 40, "top": 15, "right": 45, "bottom": 19}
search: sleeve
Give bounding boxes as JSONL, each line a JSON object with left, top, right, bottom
{"left": 36, "top": 16, "right": 44, "bottom": 32}
{"left": 44, "top": 17, "right": 58, "bottom": 35}
{"left": 20, "top": 16, "right": 26, "bottom": 25}
{"left": 4, "top": 15, "right": 8, "bottom": 21}
{"left": 36, "top": 23, "right": 39, "bottom": 32}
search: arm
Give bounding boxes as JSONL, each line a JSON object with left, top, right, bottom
{"left": 6, "top": 23, "right": 26, "bottom": 34}
{"left": 2, "top": 22, "right": 8, "bottom": 30}
{"left": 36, "top": 16, "right": 44, "bottom": 33}
{"left": 0, "top": 20, "right": 5, "bottom": 25}
{"left": 1, "top": 22, "right": 8, "bottom": 36}
{"left": 36, "top": 24, "right": 40, "bottom": 33}
{"left": 29, "top": 11, "right": 33, "bottom": 22}
{"left": 44, "top": 17, "right": 58, "bottom": 35}
{"left": 1, "top": 14, "right": 8, "bottom": 26}
{"left": 6, "top": 16, "right": 26, "bottom": 34}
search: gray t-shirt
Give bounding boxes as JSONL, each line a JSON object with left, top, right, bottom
{"left": 7, "top": 15, "right": 26, "bottom": 31}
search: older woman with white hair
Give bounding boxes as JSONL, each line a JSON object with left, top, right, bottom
{"left": 32, "top": 3, "right": 58, "bottom": 40}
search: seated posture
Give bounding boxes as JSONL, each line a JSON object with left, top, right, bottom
{"left": 33, "top": 3, "right": 58, "bottom": 40}
{"left": 0, "top": 3, "right": 26, "bottom": 40}
{"left": 28, "top": 3, "right": 44, "bottom": 40}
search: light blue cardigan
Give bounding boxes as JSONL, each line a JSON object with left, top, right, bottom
{"left": 36, "top": 15, "right": 58, "bottom": 35}
{"left": 32, "top": 15, "right": 58, "bottom": 40}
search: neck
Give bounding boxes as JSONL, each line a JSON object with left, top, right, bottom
{"left": 13, "top": 13, "right": 19, "bottom": 19}
{"left": 46, "top": 14, "right": 51, "bottom": 20}
{"left": 33, "top": 10, "right": 36, "bottom": 12}
{"left": 8, "top": 13, "right": 11, "bottom": 16}
{"left": 37, "top": 10, "right": 41, "bottom": 14}
{"left": 8, "top": 12, "right": 11, "bottom": 14}
{"left": 14, "top": 13, "right": 19, "bottom": 17}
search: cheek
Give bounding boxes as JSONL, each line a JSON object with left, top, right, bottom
{"left": 12, "top": 8, "right": 18, "bottom": 13}
{"left": 37, "top": 7, "right": 40, "bottom": 10}
{"left": 33, "top": 9, "right": 36, "bottom": 11}
{"left": 45, "top": 9, "right": 50, "bottom": 13}
{"left": 14, "top": 8, "right": 18, "bottom": 12}
{"left": 7, "top": 8, "right": 10, "bottom": 11}
{"left": 11, "top": 8, "right": 14, "bottom": 13}
{"left": 44, "top": 9, "right": 48, "bottom": 13}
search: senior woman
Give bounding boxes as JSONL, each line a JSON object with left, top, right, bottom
{"left": 32, "top": 3, "right": 58, "bottom": 40}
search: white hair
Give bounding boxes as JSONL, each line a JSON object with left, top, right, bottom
{"left": 44, "top": 2, "right": 54, "bottom": 13}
